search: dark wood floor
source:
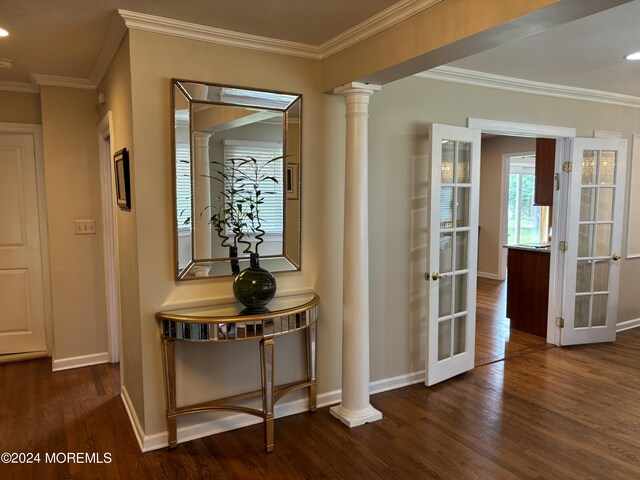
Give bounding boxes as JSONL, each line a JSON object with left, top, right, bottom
{"left": 2, "top": 328, "right": 640, "bottom": 479}
{"left": 475, "top": 277, "right": 551, "bottom": 366}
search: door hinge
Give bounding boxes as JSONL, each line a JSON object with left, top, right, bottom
{"left": 556, "top": 317, "right": 565, "bottom": 328}
{"left": 554, "top": 173, "right": 560, "bottom": 191}
{"left": 563, "top": 161, "right": 573, "bottom": 172}
{"left": 559, "top": 241, "right": 568, "bottom": 252}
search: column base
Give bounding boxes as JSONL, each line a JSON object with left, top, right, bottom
{"left": 330, "top": 404, "right": 382, "bottom": 428}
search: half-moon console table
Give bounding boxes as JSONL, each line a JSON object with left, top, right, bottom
{"left": 155, "top": 292, "right": 319, "bottom": 453}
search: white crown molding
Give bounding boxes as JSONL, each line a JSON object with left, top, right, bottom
{"left": 119, "top": 1, "right": 444, "bottom": 61}
{"left": 319, "top": 0, "right": 444, "bottom": 57}
{"left": 0, "top": 80, "right": 39, "bottom": 93}
{"left": 118, "top": 9, "right": 321, "bottom": 59}
{"left": 416, "top": 66, "right": 640, "bottom": 109}
{"left": 31, "top": 73, "right": 95, "bottom": 90}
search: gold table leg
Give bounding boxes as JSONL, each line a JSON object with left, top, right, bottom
{"left": 260, "top": 337, "right": 275, "bottom": 453}
{"left": 161, "top": 336, "right": 178, "bottom": 448}
{"left": 307, "top": 321, "right": 317, "bottom": 412}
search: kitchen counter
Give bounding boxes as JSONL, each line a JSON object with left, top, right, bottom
{"left": 503, "top": 243, "right": 551, "bottom": 252}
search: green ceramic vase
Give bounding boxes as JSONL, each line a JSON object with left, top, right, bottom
{"left": 233, "top": 253, "right": 276, "bottom": 312}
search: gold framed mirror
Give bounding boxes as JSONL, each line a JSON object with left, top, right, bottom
{"left": 171, "top": 79, "right": 302, "bottom": 280}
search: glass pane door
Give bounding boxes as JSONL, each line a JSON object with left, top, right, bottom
{"left": 562, "top": 139, "right": 626, "bottom": 345}
{"left": 426, "top": 124, "right": 480, "bottom": 386}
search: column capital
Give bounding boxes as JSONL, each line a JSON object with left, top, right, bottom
{"left": 334, "top": 82, "right": 381, "bottom": 97}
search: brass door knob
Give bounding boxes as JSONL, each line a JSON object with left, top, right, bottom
{"left": 612, "top": 253, "right": 621, "bottom": 261}
{"left": 432, "top": 272, "right": 440, "bottom": 281}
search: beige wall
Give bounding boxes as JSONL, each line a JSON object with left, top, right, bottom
{"left": 39, "top": 86, "right": 108, "bottom": 361}
{"left": 0, "top": 91, "right": 42, "bottom": 124}
{"left": 478, "top": 136, "right": 536, "bottom": 277}
{"left": 96, "top": 35, "right": 144, "bottom": 418}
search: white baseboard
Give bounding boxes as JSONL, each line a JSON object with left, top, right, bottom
{"left": 617, "top": 318, "right": 640, "bottom": 332}
{"left": 477, "top": 271, "right": 504, "bottom": 281}
{"left": 51, "top": 352, "right": 109, "bottom": 372}
{"left": 120, "top": 385, "right": 146, "bottom": 452}
{"left": 128, "top": 369, "right": 425, "bottom": 453}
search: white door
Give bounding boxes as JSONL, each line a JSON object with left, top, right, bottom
{"left": 426, "top": 124, "right": 481, "bottom": 386}
{"left": 560, "top": 138, "right": 627, "bottom": 345}
{"left": 0, "top": 132, "right": 48, "bottom": 354}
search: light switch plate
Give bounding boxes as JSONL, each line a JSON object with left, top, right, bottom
{"left": 75, "top": 219, "right": 96, "bottom": 235}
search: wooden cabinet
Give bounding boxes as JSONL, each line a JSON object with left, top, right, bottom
{"left": 506, "top": 247, "right": 550, "bottom": 338}
{"left": 534, "top": 137, "right": 556, "bottom": 206}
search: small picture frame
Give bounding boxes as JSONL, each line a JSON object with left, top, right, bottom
{"left": 286, "top": 163, "right": 299, "bottom": 200}
{"left": 114, "top": 148, "right": 131, "bottom": 209}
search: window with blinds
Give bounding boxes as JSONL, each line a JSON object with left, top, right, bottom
{"left": 223, "top": 139, "right": 284, "bottom": 236}
{"left": 175, "top": 143, "right": 191, "bottom": 229}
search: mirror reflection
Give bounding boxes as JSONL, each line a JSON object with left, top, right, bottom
{"left": 172, "top": 80, "right": 302, "bottom": 279}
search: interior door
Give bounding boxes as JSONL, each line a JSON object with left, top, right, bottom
{"left": 0, "top": 132, "right": 48, "bottom": 354}
{"left": 426, "top": 124, "right": 481, "bottom": 386}
{"left": 560, "top": 138, "right": 627, "bottom": 345}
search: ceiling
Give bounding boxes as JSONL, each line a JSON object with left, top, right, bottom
{"left": 0, "top": 0, "right": 639, "bottom": 99}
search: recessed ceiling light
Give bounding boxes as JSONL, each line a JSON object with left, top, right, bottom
{"left": 0, "top": 28, "right": 9, "bottom": 37}
{"left": 624, "top": 51, "right": 640, "bottom": 61}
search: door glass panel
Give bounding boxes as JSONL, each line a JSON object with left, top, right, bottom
{"left": 593, "top": 260, "right": 609, "bottom": 292}
{"left": 439, "top": 233, "right": 453, "bottom": 274}
{"left": 456, "top": 187, "right": 470, "bottom": 227}
{"left": 597, "top": 188, "right": 614, "bottom": 222}
{"left": 599, "top": 151, "right": 616, "bottom": 185}
{"left": 595, "top": 224, "right": 611, "bottom": 257}
{"left": 576, "top": 260, "right": 592, "bottom": 293}
{"left": 454, "top": 274, "right": 467, "bottom": 313}
{"left": 575, "top": 295, "right": 590, "bottom": 328}
{"left": 438, "top": 276, "right": 452, "bottom": 317}
{"left": 579, "top": 187, "right": 596, "bottom": 221}
{"left": 457, "top": 142, "right": 471, "bottom": 183}
{"left": 441, "top": 141, "right": 454, "bottom": 184}
{"left": 582, "top": 150, "right": 597, "bottom": 185}
{"left": 453, "top": 316, "right": 466, "bottom": 355}
{"left": 592, "top": 294, "right": 608, "bottom": 327}
{"left": 438, "top": 319, "right": 451, "bottom": 361}
{"left": 440, "top": 187, "right": 454, "bottom": 229}
{"left": 455, "top": 231, "right": 468, "bottom": 270}
{"left": 578, "top": 224, "right": 594, "bottom": 257}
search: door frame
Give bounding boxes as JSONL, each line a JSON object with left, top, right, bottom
{"left": 97, "top": 112, "right": 121, "bottom": 364}
{"left": 0, "top": 122, "right": 53, "bottom": 355}
{"left": 468, "top": 118, "right": 576, "bottom": 346}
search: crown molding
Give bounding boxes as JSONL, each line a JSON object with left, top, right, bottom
{"left": 31, "top": 74, "right": 95, "bottom": 90}
{"left": 416, "top": 66, "right": 640, "bottom": 109}
{"left": 0, "top": 80, "right": 39, "bottom": 93}
{"left": 319, "top": 0, "right": 444, "bottom": 58}
{"left": 118, "top": 9, "right": 321, "bottom": 59}
{"left": 119, "top": 1, "right": 443, "bottom": 61}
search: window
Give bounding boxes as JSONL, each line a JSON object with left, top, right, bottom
{"left": 508, "top": 157, "right": 547, "bottom": 244}
{"left": 175, "top": 142, "right": 191, "bottom": 230}
{"left": 222, "top": 139, "right": 284, "bottom": 236}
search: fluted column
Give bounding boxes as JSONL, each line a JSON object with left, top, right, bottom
{"left": 330, "top": 82, "right": 382, "bottom": 427}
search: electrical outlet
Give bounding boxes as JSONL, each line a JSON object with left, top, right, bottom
{"left": 75, "top": 219, "right": 96, "bottom": 235}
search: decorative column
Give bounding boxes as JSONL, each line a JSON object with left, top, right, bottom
{"left": 192, "top": 131, "right": 212, "bottom": 274}
{"left": 330, "top": 82, "right": 382, "bottom": 427}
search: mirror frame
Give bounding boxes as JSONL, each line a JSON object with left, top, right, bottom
{"left": 171, "top": 79, "right": 303, "bottom": 280}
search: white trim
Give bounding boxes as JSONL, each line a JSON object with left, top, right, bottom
{"left": 468, "top": 118, "right": 576, "bottom": 139}
{"left": 128, "top": 369, "right": 424, "bottom": 452}
{"left": 319, "top": 0, "right": 444, "bottom": 58}
{"left": 98, "top": 112, "right": 121, "bottom": 363}
{"left": 119, "top": 2, "right": 444, "bottom": 61}
{"left": 417, "top": 66, "right": 640, "bottom": 109}
{"left": 30, "top": 74, "right": 95, "bottom": 90}
{"left": 617, "top": 318, "right": 640, "bottom": 332}
{"left": 0, "top": 81, "right": 39, "bottom": 93}
{"left": 0, "top": 123, "right": 54, "bottom": 356}
{"left": 477, "top": 271, "right": 503, "bottom": 281}
{"left": 120, "top": 385, "right": 146, "bottom": 452}
{"left": 51, "top": 352, "right": 109, "bottom": 372}
{"left": 118, "top": 9, "right": 321, "bottom": 59}
{"left": 626, "top": 134, "right": 640, "bottom": 259}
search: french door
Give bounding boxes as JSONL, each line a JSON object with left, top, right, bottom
{"left": 560, "top": 138, "right": 627, "bottom": 345}
{"left": 425, "top": 124, "right": 481, "bottom": 386}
